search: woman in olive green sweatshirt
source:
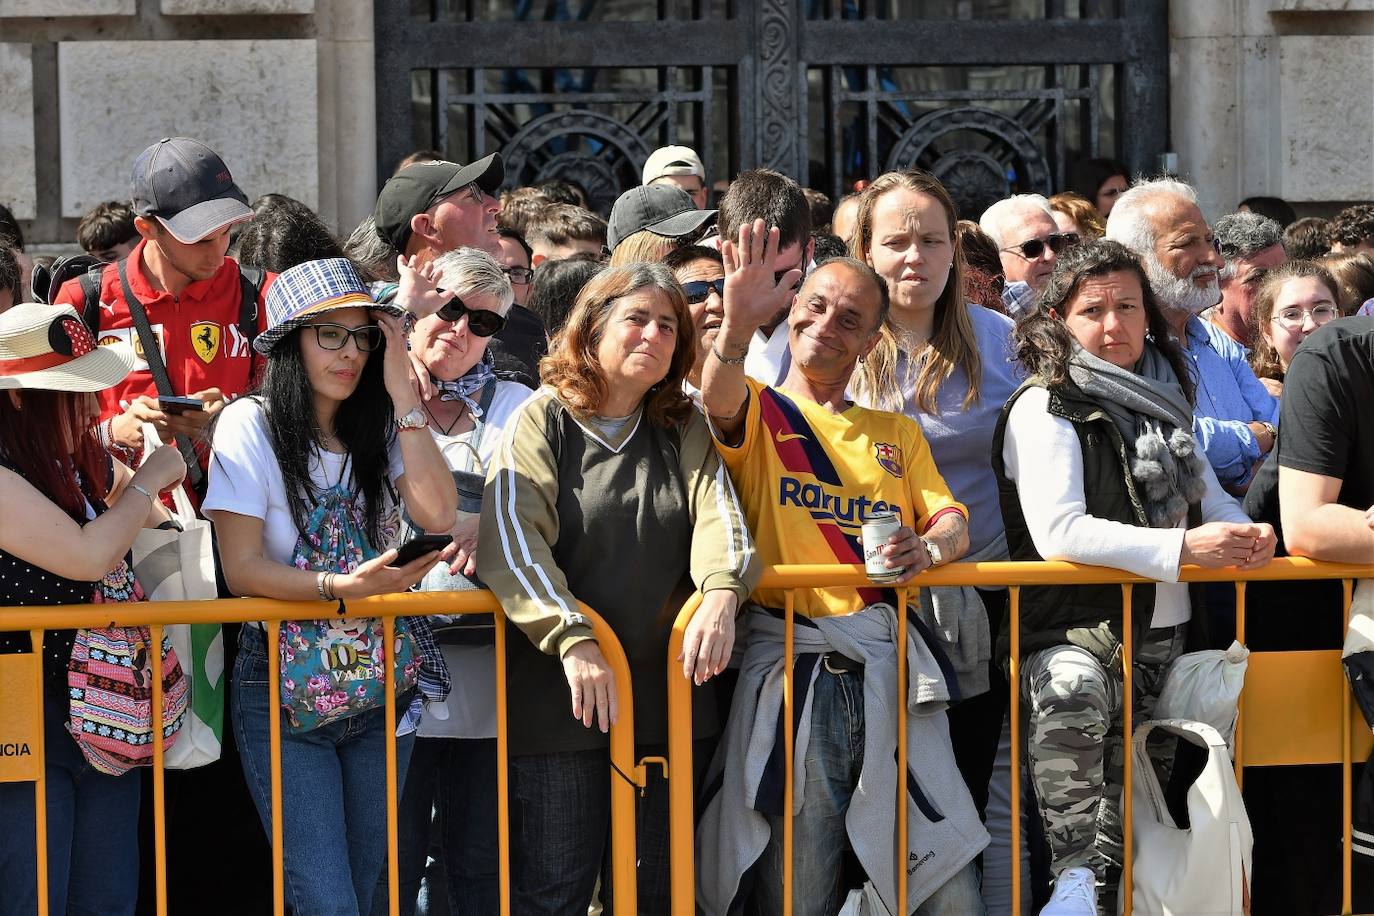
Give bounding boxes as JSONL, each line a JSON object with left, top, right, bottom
{"left": 477, "top": 262, "right": 758, "bottom": 915}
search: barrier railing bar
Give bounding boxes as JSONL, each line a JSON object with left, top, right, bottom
{"left": 268, "top": 618, "right": 285, "bottom": 916}
{"left": 1234, "top": 582, "right": 1246, "bottom": 787}
{"left": 384, "top": 616, "right": 401, "bottom": 916}
{"left": 495, "top": 612, "right": 512, "bottom": 916}
{"left": 1008, "top": 586, "right": 1022, "bottom": 916}
{"left": 1343, "top": 578, "right": 1354, "bottom": 915}
{"left": 666, "top": 593, "right": 701, "bottom": 916}
{"left": 895, "top": 586, "right": 911, "bottom": 912}
{"left": 1121, "top": 583, "right": 1134, "bottom": 916}
{"left": 782, "top": 589, "right": 795, "bottom": 916}
{"left": 150, "top": 622, "right": 168, "bottom": 916}
{"left": 31, "top": 628, "right": 50, "bottom": 916}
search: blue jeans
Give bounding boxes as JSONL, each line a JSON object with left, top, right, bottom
{"left": 371, "top": 736, "right": 499, "bottom": 916}
{"left": 0, "top": 691, "right": 141, "bottom": 916}
{"left": 756, "top": 664, "right": 986, "bottom": 916}
{"left": 233, "top": 625, "right": 415, "bottom": 916}
{"left": 507, "top": 743, "right": 684, "bottom": 916}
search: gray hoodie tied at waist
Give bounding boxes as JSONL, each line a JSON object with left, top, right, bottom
{"left": 695, "top": 603, "right": 989, "bottom": 915}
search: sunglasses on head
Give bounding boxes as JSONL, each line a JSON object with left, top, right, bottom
{"left": 1002, "top": 232, "right": 1079, "bottom": 260}
{"left": 681, "top": 278, "right": 726, "bottom": 304}
{"left": 436, "top": 293, "right": 507, "bottom": 337}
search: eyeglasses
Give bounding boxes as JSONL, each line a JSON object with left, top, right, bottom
{"left": 1001, "top": 233, "right": 1079, "bottom": 260}
{"left": 502, "top": 266, "right": 535, "bottom": 285}
{"left": 1272, "top": 304, "right": 1339, "bottom": 331}
{"left": 311, "top": 323, "right": 382, "bottom": 352}
{"left": 681, "top": 278, "right": 726, "bottom": 304}
{"left": 436, "top": 294, "right": 507, "bottom": 337}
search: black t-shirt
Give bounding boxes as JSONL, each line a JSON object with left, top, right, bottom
{"left": 1245, "top": 317, "right": 1374, "bottom": 537}
{"left": 487, "top": 303, "right": 547, "bottom": 390}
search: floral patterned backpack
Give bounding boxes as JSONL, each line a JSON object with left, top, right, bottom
{"left": 279, "top": 483, "right": 420, "bottom": 732}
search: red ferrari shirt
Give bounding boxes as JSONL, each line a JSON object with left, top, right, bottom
{"left": 54, "top": 240, "right": 275, "bottom": 422}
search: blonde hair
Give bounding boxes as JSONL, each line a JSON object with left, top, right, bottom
{"left": 607, "top": 229, "right": 677, "bottom": 267}
{"left": 1048, "top": 192, "right": 1106, "bottom": 239}
{"left": 849, "top": 170, "right": 981, "bottom": 414}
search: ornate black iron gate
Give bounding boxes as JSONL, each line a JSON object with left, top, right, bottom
{"left": 375, "top": 1, "right": 1167, "bottom": 218}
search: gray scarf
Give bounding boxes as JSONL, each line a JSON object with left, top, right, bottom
{"left": 1067, "top": 341, "right": 1208, "bottom": 528}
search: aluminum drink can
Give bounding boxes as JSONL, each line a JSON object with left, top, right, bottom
{"left": 861, "top": 511, "right": 904, "bottom": 582}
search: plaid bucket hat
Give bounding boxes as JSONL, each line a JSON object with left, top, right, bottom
{"left": 253, "top": 258, "right": 403, "bottom": 355}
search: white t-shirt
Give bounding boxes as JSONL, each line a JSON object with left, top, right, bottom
{"left": 1001, "top": 385, "right": 1251, "bottom": 628}
{"left": 203, "top": 397, "right": 406, "bottom": 567}
{"left": 416, "top": 379, "right": 530, "bottom": 740}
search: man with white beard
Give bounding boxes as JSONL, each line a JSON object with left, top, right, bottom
{"left": 1106, "top": 178, "right": 1279, "bottom": 493}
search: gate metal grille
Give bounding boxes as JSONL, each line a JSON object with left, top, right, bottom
{"left": 375, "top": 1, "right": 1167, "bottom": 219}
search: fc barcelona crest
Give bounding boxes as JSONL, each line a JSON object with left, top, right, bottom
{"left": 190, "top": 321, "right": 220, "bottom": 364}
{"left": 874, "top": 442, "right": 903, "bottom": 478}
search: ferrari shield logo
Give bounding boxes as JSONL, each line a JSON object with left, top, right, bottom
{"left": 874, "top": 442, "right": 903, "bottom": 479}
{"left": 190, "top": 322, "right": 220, "bottom": 364}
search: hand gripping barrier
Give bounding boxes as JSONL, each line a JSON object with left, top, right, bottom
{"left": 666, "top": 558, "right": 1374, "bottom": 916}
{"left": 0, "top": 591, "right": 642, "bottom": 916}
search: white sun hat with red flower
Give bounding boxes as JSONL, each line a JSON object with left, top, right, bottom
{"left": 0, "top": 303, "right": 134, "bottom": 392}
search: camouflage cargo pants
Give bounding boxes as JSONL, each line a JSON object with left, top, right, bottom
{"left": 1021, "top": 624, "right": 1186, "bottom": 885}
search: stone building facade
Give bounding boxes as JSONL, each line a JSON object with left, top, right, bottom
{"left": 1, "top": 1, "right": 1369, "bottom": 250}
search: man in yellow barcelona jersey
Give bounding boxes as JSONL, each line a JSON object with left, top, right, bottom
{"left": 695, "top": 220, "right": 989, "bottom": 916}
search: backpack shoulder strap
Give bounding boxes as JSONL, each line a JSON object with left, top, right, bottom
{"left": 79, "top": 266, "right": 107, "bottom": 332}
{"left": 237, "top": 266, "right": 266, "bottom": 343}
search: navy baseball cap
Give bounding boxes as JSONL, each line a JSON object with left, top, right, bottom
{"left": 373, "top": 153, "right": 505, "bottom": 252}
{"left": 130, "top": 138, "right": 253, "bottom": 244}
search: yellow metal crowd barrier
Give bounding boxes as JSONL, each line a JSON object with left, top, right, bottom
{"left": 2, "top": 558, "right": 1370, "bottom": 915}
{"left": 668, "top": 558, "right": 1374, "bottom": 916}
{"left": 0, "top": 592, "right": 642, "bottom": 916}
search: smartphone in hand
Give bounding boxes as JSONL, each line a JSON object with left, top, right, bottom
{"left": 392, "top": 533, "right": 453, "bottom": 566}
{"left": 158, "top": 396, "right": 205, "bottom": 415}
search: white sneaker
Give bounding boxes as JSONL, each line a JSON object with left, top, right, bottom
{"left": 1039, "top": 867, "right": 1098, "bottom": 915}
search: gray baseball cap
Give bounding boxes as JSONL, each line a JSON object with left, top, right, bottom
{"left": 130, "top": 138, "right": 252, "bottom": 244}
{"left": 606, "top": 185, "right": 717, "bottom": 252}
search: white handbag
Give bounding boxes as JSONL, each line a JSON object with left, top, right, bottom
{"left": 1128, "top": 718, "right": 1252, "bottom": 916}
{"left": 130, "top": 424, "right": 223, "bottom": 769}
{"left": 1155, "top": 641, "right": 1249, "bottom": 753}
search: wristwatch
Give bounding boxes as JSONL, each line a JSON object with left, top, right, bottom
{"left": 396, "top": 406, "right": 427, "bottom": 432}
{"left": 920, "top": 537, "right": 943, "bottom": 566}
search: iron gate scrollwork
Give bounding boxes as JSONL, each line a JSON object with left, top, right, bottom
{"left": 375, "top": 2, "right": 1167, "bottom": 220}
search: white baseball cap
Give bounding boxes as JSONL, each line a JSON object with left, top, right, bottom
{"left": 642, "top": 146, "right": 706, "bottom": 185}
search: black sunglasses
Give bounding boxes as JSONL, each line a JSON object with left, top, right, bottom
{"left": 1002, "top": 232, "right": 1079, "bottom": 260}
{"left": 436, "top": 294, "right": 507, "bottom": 337}
{"left": 311, "top": 323, "right": 383, "bottom": 352}
{"left": 502, "top": 266, "right": 535, "bottom": 285}
{"left": 681, "top": 278, "right": 726, "bottom": 304}
{"left": 773, "top": 269, "right": 804, "bottom": 292}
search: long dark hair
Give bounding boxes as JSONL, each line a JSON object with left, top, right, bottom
{"left": 0, "top": 390, "right": 107, "bottom": 521}
{"left": 253, "top": 327, "right": 397, "bottom": 547}
{"left": 1014, "top": 239, "right": 1195, "bottom": 405}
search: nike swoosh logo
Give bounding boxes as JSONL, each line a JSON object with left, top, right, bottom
{"left": 774, "top": 432, "right": 808, "bottom": 443}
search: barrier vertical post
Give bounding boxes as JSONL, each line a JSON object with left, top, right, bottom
{"left": 494, "top": 613, "right": 512, "bottom": 916}
{"left": 783, "top": 590, "right": 795, "bottom": 916}
{"left": 667, "top": 595, "right": 702, "bottom": 915}
{"left": 895, "top": 587, "right": 910, "bottom": 912}
{"left": 268, "top": 620, "right": 285, "bottom": 916}
{"left": 1120, "top": 585, "right": 1133, "bottom": 916}
{"left": 31, "top": 628, "right": 49, "bottom": 916}
{"left": 150, "top": 623, "right": 168, "bottom": 916}
{"left": 1008, "top": 586, "right": 1022, "bottom": 916}
{"left": 1342, "top": 578, "right": 1354, "bottom": 914}
{"left": 1233, "top": 582, "right": 1246, "bottom": 786}
{"left": 384, "top": 616, "right": 400, "bottom": 916}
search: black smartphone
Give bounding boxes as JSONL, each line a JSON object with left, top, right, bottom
{"left": 159, "top": 395, "right": 205, "bottom": 415}
{"left": 391, "top": 533, "right": 452, "bottom": 566}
